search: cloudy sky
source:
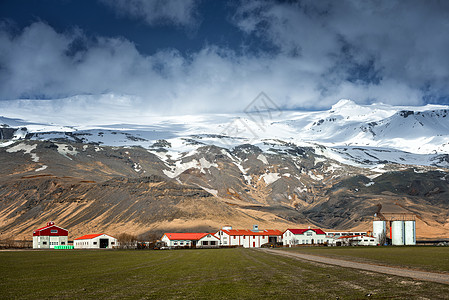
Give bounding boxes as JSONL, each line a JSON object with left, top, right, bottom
{"left": 1, "top": 0, "right": 449, "bottom": 114}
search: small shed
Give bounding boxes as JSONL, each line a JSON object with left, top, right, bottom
{"left": 74, "top": 233, "right": 118, "bottom": 249}
{"left": 33, "top": 221, "right": 69, "bottom": 249}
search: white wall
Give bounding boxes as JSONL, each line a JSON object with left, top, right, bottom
{"left": 197, "top": 234, "right": 220, "bottom": 248}
{"left": 282, "top": 230, "right": 327, "bottom": 246}
{"left": 33, "top": 236, "right": 68, "bottom": 249}
{"left": 216, "top": 231, "right": 276, "bottom": 248}
{"left": 74, "top": 234, "right": 118, "bottom": 249}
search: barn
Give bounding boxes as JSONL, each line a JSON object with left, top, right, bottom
{"left": 33, "top": 221, "right": 69, "bottom": 249}
{"left": 74, "top": 233, "right": 118, "bottom": 249}
{"left": 161, "top": 233, "right": 220, "bottom": 248}
{"left": 215, "top": 225, "right": 282, "bottom": 248}
{"left": 283, "top": 228, "right": 328, "bottom": 246}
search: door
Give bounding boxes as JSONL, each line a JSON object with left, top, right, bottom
{"left": 100, "top": 239, "right": 109, "bottom": 248}
{"left": 253, "top": 241, "right": 255, "bottom": 248}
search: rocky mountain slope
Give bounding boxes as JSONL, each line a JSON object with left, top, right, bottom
{"left": 1, "top": 97, "right": 449, "bottom": 239}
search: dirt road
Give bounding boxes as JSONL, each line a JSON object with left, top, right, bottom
{"left": 258, "top": 248, "right": 449, "bottom": 285}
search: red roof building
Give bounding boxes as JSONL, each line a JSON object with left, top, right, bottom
{"left": 74, "top": 233, "right": 118, "bottom": 249}
{"left": 282, "top": 228, "right": 327, "bottom": 246}
{"left": 32, "top": 221, "right": 69, "bottom": 249}
{"left": 161, "top": 232, "right": 220, "bottom": 248}
{"left": 215, "top": 226, "right": 282, "bottom": 248}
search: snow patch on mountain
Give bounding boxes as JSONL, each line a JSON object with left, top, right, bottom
{"left": 6, "top": 143, "right": 39, "bottom": 162}
{"left": 261, "top": 172, "right": 281, "bottom": 185}
{"left": 56, "top": 144, "right": 78, "bottom": 160}
{"left": 257, "top": 154, "right": 268, "bottom": 164}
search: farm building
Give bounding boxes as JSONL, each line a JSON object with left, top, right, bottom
{"left": 215, "top": 225, "right": 282, "bottom": 248}
{"left": 329, "top": 235, "right": 377, "bottom": 246}
{"left": 325, "top": 231, "right": 367, "bottom": 238}
{"left": 74, "top": 233, "right": 118, "bottom": 249}
{"left": 161, "top": 233, "right": 220, "bottom": 248}
{"left": 282, "top": 228, "right": 327, "bottom": 246}
{"left": 33, "top": 221, "right": 68, "bottom": 249}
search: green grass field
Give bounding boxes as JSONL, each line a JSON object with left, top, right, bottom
{"left": 281, "top": 246, "right": 449, "bottom": 273}
{"left": 1, "top": 248, "right": 448, "bottom": 299}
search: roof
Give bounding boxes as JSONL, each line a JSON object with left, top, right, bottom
{"left": 163, "top": 233, "right": 219, "bottom": 241}
{"left": 337, "top": 235, "right": 371, "bottom": 239}
{"left": 75, "top": 233, "right": 114, "bottom": 240}
{"left": 221, "top": 229, "right": 282, "bottom": 236}
{"left": 285, "top": 228, "right": 326, "bottom": 235}
{"left": 33, "top": 222, "right": 68, "bottom": 236}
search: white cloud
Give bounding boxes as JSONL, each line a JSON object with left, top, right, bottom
{"left": 100, "top": 0, "right": 199, "bottom": 27}
{"left": 1, "top": 0, "right": 449, "bottom": 117}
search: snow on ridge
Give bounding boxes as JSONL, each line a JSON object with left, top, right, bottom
{"left": 162, "top": 157, "right": 218, "bottom": 178}
{"left": 6, "top": 143, "right": 39, "bottom": 162}
{"left": 260, "top": 172, "right": 281, "bottom": 185}
{"left": 257, "top": 154, "right": 268, "bottom": 164}
{"left": 35, "top": 165, "right": 48, "bottom": 172}
{"left": 56, "top": 144, "right": 78, "bottom": 160}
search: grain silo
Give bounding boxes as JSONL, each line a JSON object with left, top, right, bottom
{"left": 391, "top": 220, "right": 405, "bottom": 245}
{"left": 373, "top": 220, "right": 386, "bottom": 244}
{"left": 404, "top": 220, "right": 416, "bottom": 245}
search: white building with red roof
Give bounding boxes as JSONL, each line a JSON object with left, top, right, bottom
{"left": 161, "top": 233, "right": 220, "bottom": 248}
{"left": 33, "top": 221, "right": 69, "bottom": 249}
{"left": 282, "top": 228, "right": 327, "bottom": 246}
{"left": 74, "top": 233, "right": 118, "bottom": 249}
{"left": 215, "top": 225, "right": 282, "bottom": 248}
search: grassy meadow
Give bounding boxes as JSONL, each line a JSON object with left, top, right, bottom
{"left": 282, "top": 246, "right": 449, "bottom": 273}
{"left": 1, "top": 248, "right": 448, "bottom": 299}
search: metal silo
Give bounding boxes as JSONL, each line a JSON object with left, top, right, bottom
{"left": 391, "top": 220, "right": 405, "bottom": 245}
{"left": 404, "top": 220, "right": 416, "bottom": 245}
{"left": 373, "top": 220, "right": 386, "bottom": 244}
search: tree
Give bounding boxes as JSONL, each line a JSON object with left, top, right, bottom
{"left": 378, "top": 230, "right": 387, "bottom": 246}
{"left": 117, "top": 233, "right": 138, "bottom": 249}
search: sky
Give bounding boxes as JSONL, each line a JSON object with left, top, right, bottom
{"left": 1, "top": 0, "right": 449, "bottom": 114}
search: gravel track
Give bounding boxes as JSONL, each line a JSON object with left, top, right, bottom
{"left": 258, "top": 248, "right": 449, "bottom": 285}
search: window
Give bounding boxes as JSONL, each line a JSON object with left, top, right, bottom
{"left": 306, "top": 232, "right": 312, "bottom": 236}
{"left": 111, "top": 242, "right": 115, "bottom": 245}
{"left": 210, "top": 241, "right": 216, "bottom": 245}
{"left": 202, "top": 241, "right": 208, "bottom": 246}
{"left": 51, "top": 229, "right": 58, "bottom": 233}
{"left": 174, "top": 242, "right": 178, "bottom": 246}
{"left": 61, "top": 242, "right": 65, "bottom": 245}
{"left": 180, "top": 242, "right": 184, "bottom": 245}
{"left": 93, "top": 242, "right": 97, "bottom": 245}
{"left": 43, "top": 241, "right": 47, "bottom": 245}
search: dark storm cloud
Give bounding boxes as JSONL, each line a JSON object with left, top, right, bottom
{"left": 0, "top": 0, "right": 448, "bottom": 113}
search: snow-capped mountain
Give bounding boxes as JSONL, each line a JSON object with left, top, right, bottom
{"left": 1, "top": 96, "right": 449, "bottom": 168}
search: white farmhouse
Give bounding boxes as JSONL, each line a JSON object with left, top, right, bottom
{"left": 32, "top": 221, "right": 69, "bottom": 249}
{"left": 161, "top": 233, "right": 220, "bottom": 248}
{"left": 215, "top": 226, "right": 282, "bottom": 248}
{"left": 74, "top": 233, "right": 118, "bottom": 249}
{"left": 282, "top": 228, "right": 327, "bottom": 246}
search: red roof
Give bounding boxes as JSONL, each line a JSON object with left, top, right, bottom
{"left": 33, "top": 222, "right": 68, "bottom": 236}
{"left": 221, "top": 229, "right": 282, "bottom": 236}
{"left": 75, "top": 233, "right": 114, "bottom": 240}
{"left": 285, "top": 228, "right": 326, "bottom": 235}
{"left": 163, "top": 233, "right": 219, "bottom": 241}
